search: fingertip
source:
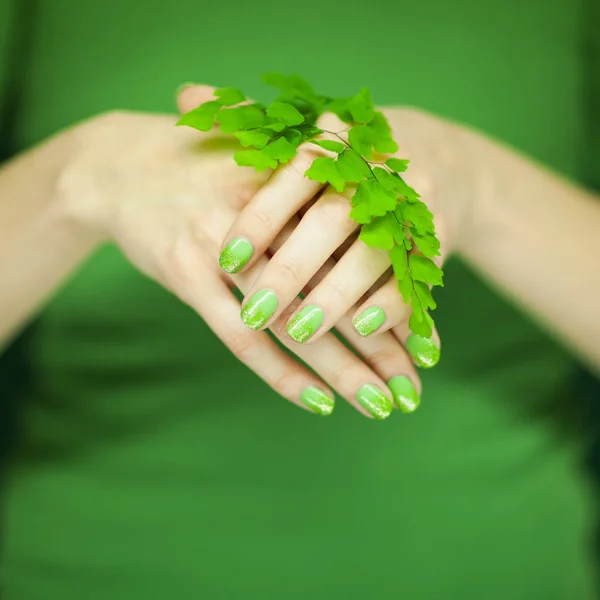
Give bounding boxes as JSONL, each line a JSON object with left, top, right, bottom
{"left": 176, "top": 83, "right": 218, "bottom": 114}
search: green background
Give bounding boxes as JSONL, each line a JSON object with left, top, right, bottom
{"left": 0, "top": 0, "right": 598, "bottom": 598}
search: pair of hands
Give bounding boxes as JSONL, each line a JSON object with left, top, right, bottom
{"left": 57, "top": 84, "right": 483, "bottom": 419}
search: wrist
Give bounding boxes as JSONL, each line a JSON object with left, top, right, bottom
{"left": 54, "top": 112, "right": 128, "bottom": 244}
{"left": 452, "top": 127, "right": 507, "bottom": 263}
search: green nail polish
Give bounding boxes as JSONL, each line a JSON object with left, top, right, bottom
{"left": 300, "top": 387, "right": 335, "bottom": 416}
{"left": 286, "top": 305, "right": 324, "bottom": 343}
{"left": 241, "top": 289, "right": 278, "bottom": 330}
{"left": 353, "top": 306, "right": 386, "bottom": 337}
{"left": 357, "top": 384, "right": 393, "bottom": 420}
{"left": 219, "top": 237, "right": 253, "bottom": 274}
{"left": 405, "top": 334, "right": 440, "bottom": 368}
{"left": 387, "top": 376, "right": 420, "bottom": 414}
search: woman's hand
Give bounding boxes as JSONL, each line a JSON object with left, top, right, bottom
{"left": 217, "top": 103, "right": 484, "bottom": 369}
{"left": 50, "top": 88, "right": 433, "bottom": 419}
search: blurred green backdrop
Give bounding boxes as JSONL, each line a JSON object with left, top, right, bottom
{"left": 0, "top": 0, "right": 599, "bottom": 598}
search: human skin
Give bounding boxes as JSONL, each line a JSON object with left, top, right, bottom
{"left": 0, "top": 87, "right": 431, "bottom": 420}
{"left": 2, "top": 84, "right": 599, "bottom": 425}
{"left": 211, "top": 84, "right": 600, "bottom": 377}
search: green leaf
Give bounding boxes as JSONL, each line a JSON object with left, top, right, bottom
{"left": 296, "top": 123, "right": 323, "bottom": 141}
{"left": 346, "top": 87, "right": 375, "bottom": 123}
{"left": 390, "top": 244, "right": 408, "bottom": 280}
{"left": 234, "top": 149, "right": 277, "bottom": 172}
{"left": 336, "top": 148, "right": 372, "bottom": 182}
{"left": 350, "top": 179, "right": 398, "bottom": 223}
{"left": 349, "top": 200, "right": 372, "bottom": 224}
{"left": 284, "top": 128, "right": 303, "bottom": 147}
{"left": 369, "top": 112, "right": 399, "bottom": 154}
{"left": 305, "top": 157, "right": 345, "bottom": 192}
{"left": 348, "top": 125, "right": 374, "bottom": 159}
{"left": 349, "top": 115, "right": 398, "bottom": 159}
{"left": 401, "top": 200, "right": 435, "bottom": 234}
{"left": 263, "top": 136, "right": 297, "bottom": 163}
{"left": 412, "top": 231, "right": 440, "bottom": 258}
{"left": 261, "top": 73, "right": 317, "bottom": 100}
{"left": 261, "top": 73, "right": 326, "bottom": 122}
{"left": 409, "top": 255, "right": 444, "bottom": 287}
{"left": 264, "top": 121, "right": 288, "bottom": 132}
{"left": 409, "top": 306, "right": 434, "bottom": 338}
{"left": 266, "top": 101, "right": 305, "bottom": 126}
{"left": 234, "top": 129, "right": 272, "bottom": 149}
{"left": 393, "top": 175, "right": 420, "bottom": 201}
{"left": 328, "top": 97, "right": 353, "bottom": 123}
{"left": 385, "top": 157, "right": 410, "bottom": 172}
{"left": 216, "top": 105, "right": 267, "bottom": 133}
{"left": 359, "top": 213, "right": 397, "bottom": 251}
{"left": 397, "top": 275, "right": 413, "bottom": 305}
{"left": 214, "top": 87, "right": 246, "bottom": 106}
{"left": 414, "top": 281, "right": 437, "bottom": 310}
{"left": 373, "top": 167, "right": 402, "bottom": 192}
{"left": 176, "top": 101, "right": 220, "bottom": 131}
{"left": 312, "top": 140, "right": 346, "bottom": 154}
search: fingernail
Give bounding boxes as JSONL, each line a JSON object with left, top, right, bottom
{"left": 356, "top": 384, "right": 393, "bottom": 420}
{"left": 219, "top": 237, "right": 253, "bottom": 274}
{"left": 241, "top": 289, "right": 278, "bottom": 330}
{"left": 300, "top": 387, "right": 335, "bottom": 416}
{"left": 387, "top": 376, "right": 420, "bottom": 414}
{"left": 405, "top": 335, "right": 440, "bottom": 368}
{"left": 175, "top": 81, "right": 198, "bottom": 96}
{"left": 286, "top": 305, "right": 324, "bottom": 343}
{"left": 353, "top": 306, "right": 386, "bottom": 337}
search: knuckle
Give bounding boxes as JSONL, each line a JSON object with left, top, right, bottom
{"left": 310, "top": 196, "right": 353, "bottom": 229}
{"left": 269, "top": 372, "right": 298, "bottom": 398}
{"left": 161, "top": 235, "right": 195, "bottom": 293}
{"left": 279, "top": 148, "right": 319, "bottom": 184}
{"left": 225, "top": 329, "right": 257, "bottom": 362}
{"left": 329, "top": 361, "right": 358, "bottom": 390}
{"left": 366, "top": 347, "right": 397, "bottom": 371}
{"left": 326, "top": 276, "right": 348, "bottom": 304}
{"left": 250, "top": 209, "right": 273, "bottom": 231}
{"left": 275, "top": 255, "right": 305, "bottom": 288}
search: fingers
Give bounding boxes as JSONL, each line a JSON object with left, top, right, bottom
{"left": 282, "top": 237, "right": 390, "bottom": 344}
{"left": 156, "top": 233, "right": 335, "bottom": 416}
{"left": 237, "top": 188, "right": 359, "bottom": 332}
{"left": 232, "top": 224, "right": 396, "bottom": 420}
{"left": 335, "top": 318, "right": 423, "bottom": 414}
{"left": 217, "top": 112, "right": 346, "bottom": 275}
{"left": 351, "top": 275, "right": 408, "bottom": 337}
{"left": 392, "top": 318, "right": 442, "bottom": 369}
{"left": 285, "top": 248, "right": 423, "bottom": 415}
{"left": 349, "top": 271, "right": 442, "bottom": 369}
{"left": 177, "top": 84, "right": 218, "bottom": 114}
{"left": 230, "top": 261, "right": 391, "bottom": 420}
{"left": 217, "top": 146, "right": 327, "bottom": 275}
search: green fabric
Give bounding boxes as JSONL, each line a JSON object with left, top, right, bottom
{"left": 1, "top": 1, "right": 597, "bottom": 598}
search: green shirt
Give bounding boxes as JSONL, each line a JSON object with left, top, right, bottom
{"left": 1, "top": 1, "right": 597, "bottom": 598}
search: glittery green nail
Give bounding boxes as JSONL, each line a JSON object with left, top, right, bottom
{"left": 241, "top": 289, "right": 278, "bottom": 330}
{"left": 300, "top": 387, "right": 335, "bottom": 416}
{"left": 353, "top": 306, "right": 386, "bottom": 337}
{"left": 219, "top": 237, "right": 253, "bottom": 274}
{"left": 286, "top": 305, "right": 323, "bottom": 343}
{"left": 357, "top": 384, "right": 393, "bottom": 420}
{"left": 405, "top": 335, "right": 440, "bottom": 368}
{"left": 387, "top": 376, "right": 420, "bottom": 414}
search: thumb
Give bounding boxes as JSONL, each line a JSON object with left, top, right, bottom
{"left": 176, "top": 83, "right": 217, "bottom": 114}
